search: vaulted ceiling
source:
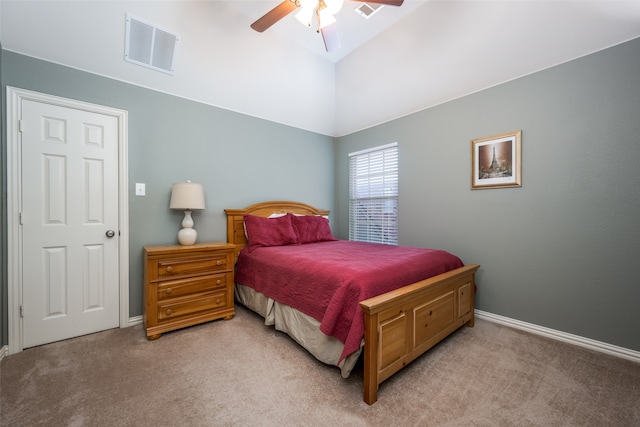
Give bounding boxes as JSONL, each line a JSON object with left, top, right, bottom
{"left": 2, "top": 1, "right": 639, "bottom": 136}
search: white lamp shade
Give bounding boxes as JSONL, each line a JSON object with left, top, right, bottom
{"left": 170, "top": 181, "right": 205, "bottom": 210}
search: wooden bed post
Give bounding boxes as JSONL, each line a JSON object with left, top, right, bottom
{"left": 362, "top": 309, "right": 380, "bottom": 405}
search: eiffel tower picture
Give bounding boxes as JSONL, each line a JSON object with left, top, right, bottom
{"left": 477, "top": 142, "right": 511, "bottom": 179}
{"left": 471, "top": 130, "right": 522, "bottom": 189}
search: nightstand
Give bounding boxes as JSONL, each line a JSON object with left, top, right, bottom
{"left": 143, "top": 242, "right": 235, "bottom": 340}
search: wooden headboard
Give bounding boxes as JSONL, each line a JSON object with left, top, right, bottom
{"left": 224, "top": 201, "right": 330, "bottom": 258}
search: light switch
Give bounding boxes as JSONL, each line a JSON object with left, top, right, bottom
{"left": 135, "top": 183, "right": 146, "bottom": 196}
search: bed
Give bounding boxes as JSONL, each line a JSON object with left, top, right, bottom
{"left": 225, "top": 201, "right": 479, "bottom": 404}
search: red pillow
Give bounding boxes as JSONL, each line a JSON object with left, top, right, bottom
{"left": 243, "top": 214, "right": 300, "bottom": 252}
{"left": 291, "top": 215, "right": 337, "bottom": 244}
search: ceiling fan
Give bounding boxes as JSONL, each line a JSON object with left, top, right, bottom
{"left": 251, "top": 0, "right": 405, "bottom": 53}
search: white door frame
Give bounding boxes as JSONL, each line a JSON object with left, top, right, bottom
{"left": 6, "top": 87, "right": 130, "bottom": 354}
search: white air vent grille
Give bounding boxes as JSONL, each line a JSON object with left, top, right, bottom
{"left": 354, "top": 3, "right": 384, "bottom": 19}
{"left": 125, "top": 14, "right": 179, "bottom": 75}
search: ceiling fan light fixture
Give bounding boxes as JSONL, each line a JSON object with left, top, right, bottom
{"left": 317, "top": 11, "right": 336, "bottom": 29}
{"left": 295, "top": 0, "right": 344, "bottom": 31}
{"left": 295, "top": 4, "right": 316, "bottom": 27}
{"left": 317, "top": 5, "right": 337, "bottom": 29}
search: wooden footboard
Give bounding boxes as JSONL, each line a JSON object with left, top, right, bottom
{"left": 359, "top": 264, "right": 480, "bottom": 405}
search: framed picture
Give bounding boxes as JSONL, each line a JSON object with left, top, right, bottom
{"left": 471, "top": 130, "right": 522, "bottom": 189}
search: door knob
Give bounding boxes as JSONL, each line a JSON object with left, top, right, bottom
{"left": 106, "top": 230, "right": 116, "bottom": 238}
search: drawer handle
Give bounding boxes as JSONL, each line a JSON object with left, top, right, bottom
{"left": 166, "top": 266, "right": 173, "bottom": 273}
{"left": 216, "top": 299, "right": 222, "bottom": 305}
{"left": 216, "top": 261, "right": 222, "bottom": 266}
{"left": 166, "top": 288, "right": 173, "bottom": 295}
{"left": 166, "top": 309, "right": 173, "bottom": 316}
{"left": 216, "top": 280, "right": 222, "bottom": 285}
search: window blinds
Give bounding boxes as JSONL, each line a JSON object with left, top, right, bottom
{"left": 348, "top": 143, "right": 398, "bottom": 245}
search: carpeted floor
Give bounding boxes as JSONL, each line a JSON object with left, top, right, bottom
{"left": 2, "top": 305, "right": 639, "bottom": 426}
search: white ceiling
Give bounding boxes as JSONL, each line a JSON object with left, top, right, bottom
{"left": 1, "top": 1, "right": 640, "bottom": 136}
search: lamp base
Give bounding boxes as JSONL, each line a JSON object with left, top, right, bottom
{"left": 177, "top": 210, "right": 197, "bottom": 245}
{"left": 177, "top": 227, "right": 197, "bottom": 245}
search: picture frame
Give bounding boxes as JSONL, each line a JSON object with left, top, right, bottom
{"left": 471, "top": 130, "right": 522, "bottom": 189}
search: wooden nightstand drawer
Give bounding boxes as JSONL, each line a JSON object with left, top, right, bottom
{"left": 157, "top": 273, "right": 229, "bottom": 300}
{"left": 157, "top": 290, "right": 228, "bottom": 321}
{"left": 157, "top": 253, "right": 230, "bottom": 278}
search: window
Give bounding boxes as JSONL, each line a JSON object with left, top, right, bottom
{"left": 349, "top": 142, "right": 398, "bottom": 245}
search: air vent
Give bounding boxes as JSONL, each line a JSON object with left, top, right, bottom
{"left": 125, "top": 14, "right": 179, "bottom": 75}
{"left": 354, "top": 3, "right": 384, "bottom": 19}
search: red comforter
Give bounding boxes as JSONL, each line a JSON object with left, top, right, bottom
{"left": 235, "top": 240, "right": 463, "bottom": 362}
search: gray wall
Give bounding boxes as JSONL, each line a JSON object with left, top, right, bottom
{"left": 334, "top": 38, "right": 640, "bottom": 351}
{"left": 2, "top": 38, "right": 639, "bottom": 353}
{"left": 0, "top": 51, "right": 335, "bottom": 331}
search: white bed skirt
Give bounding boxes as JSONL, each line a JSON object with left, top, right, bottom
{"left": 235, "top": 283, "right": 363, "bottom": 378}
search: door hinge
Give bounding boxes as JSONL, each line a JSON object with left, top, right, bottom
{"left": 19, "top": 212, "right": 24, "bottom": 225}
{"left": 20, "top": 305, "right": 24, "bottom": 318}
{"left": 19, "top": 119, "right": 24, "bottom": 132}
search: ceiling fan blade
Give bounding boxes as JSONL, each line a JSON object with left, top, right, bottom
{"left": 250, "top": 0, "right": 298, "bottom": 33}
{"left": 356, "top": 0, "right": 404, "bottom": 6}
{"left": 320, "top": 23, "right": 341, "bottom": 53}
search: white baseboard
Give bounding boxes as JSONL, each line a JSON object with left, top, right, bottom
{"left": 128, "top": 315, "right": 143, "bottom": 326}
{"left": 475, "top": 309, "right": 640, "bottom": 364}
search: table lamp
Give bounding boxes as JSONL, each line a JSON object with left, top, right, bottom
{"left": 169, "top": 180, "right": 205, "bottom": 245}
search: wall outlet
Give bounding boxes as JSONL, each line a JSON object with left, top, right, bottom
{"left": 135, "top": 183, "right": 146, "bottom": 196}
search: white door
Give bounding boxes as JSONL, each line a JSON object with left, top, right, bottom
{"left": 20, "top": 99, "right": 120, "bottom": 348}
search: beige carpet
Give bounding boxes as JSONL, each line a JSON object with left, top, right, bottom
{"left": 2, "top": 305, "right": 639, "bottom": 426}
